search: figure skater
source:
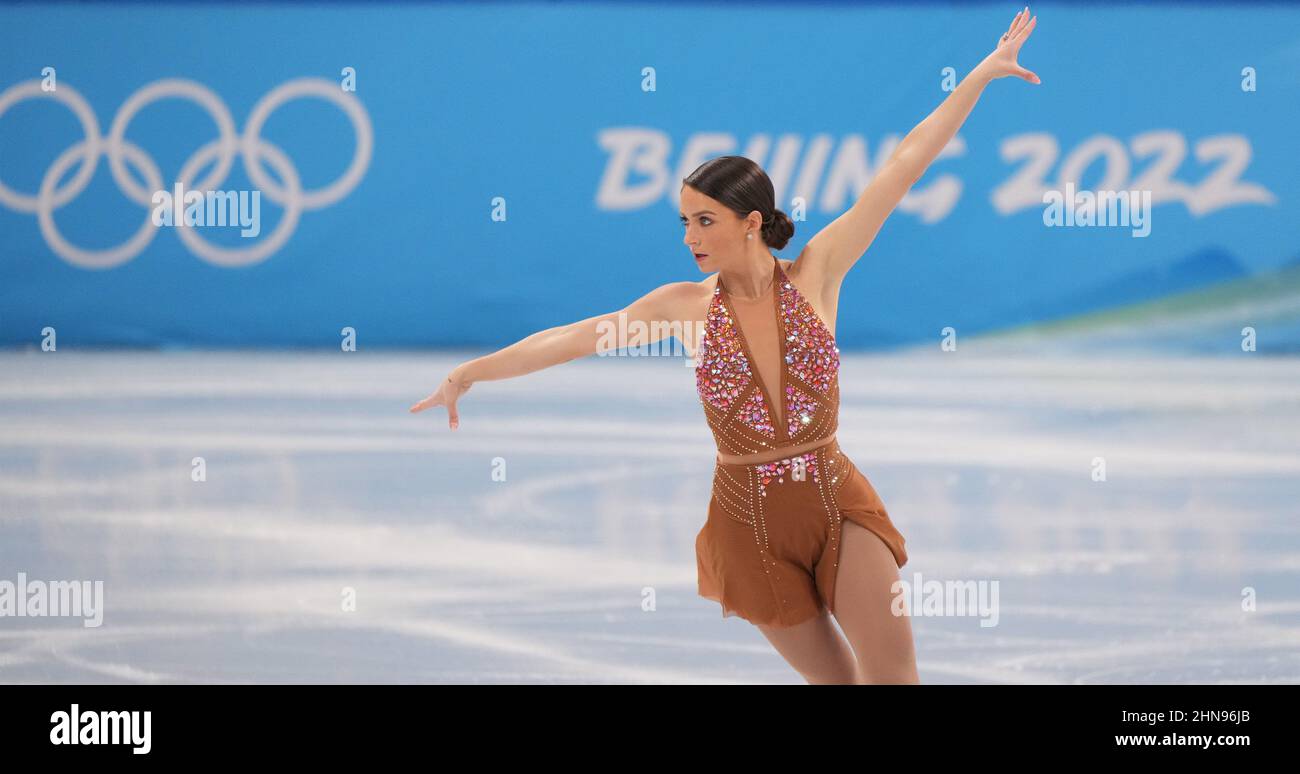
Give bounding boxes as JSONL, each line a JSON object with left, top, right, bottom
{"left": 411, "top": 8, "right": 1039, "bottom": 684}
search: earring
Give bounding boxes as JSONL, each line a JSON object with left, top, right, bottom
{"left": 746, "top": 232, "right": 753, "bottom": 240}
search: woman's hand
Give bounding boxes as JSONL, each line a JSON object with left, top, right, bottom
{"left": 409, "top": 366, "right": 474, "bottom": 430}
{"left": 980, "top": 7, "right": 1040, "bottom": 84}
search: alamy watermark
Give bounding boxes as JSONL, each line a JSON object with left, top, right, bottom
{"left": 151, "top": 182, "right": 261, "bottom": 237}
{"left": 0, "top": 571, "right": 104, "bottom": 627}
{"left": 1042, "top": 182, "right": 1151, "bottom": 237}
{"left": 595, "top": 312, "right": 702, "bottom": 366}
{"left": 50, "top": 704, "right": 151, "bottom": 754}
{"left": 892, "top": 572, "right": 999, "bottom": 627}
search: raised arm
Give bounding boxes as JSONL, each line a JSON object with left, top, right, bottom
{"left": 409, "top": 281, "right": 696, "bottom": 429}
{"left": 800, "top": 8, "right": 1040, "bottom": 291}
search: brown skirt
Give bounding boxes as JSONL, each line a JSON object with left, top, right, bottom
{"left": 696, "top": 438, "right": 908, "bottom": 629}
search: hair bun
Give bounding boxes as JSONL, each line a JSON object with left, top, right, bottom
{"left": 761, "top": 208, "right": 795, "bottom": 251}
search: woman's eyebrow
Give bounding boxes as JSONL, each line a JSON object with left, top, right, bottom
{"left": 680, "top": 210, "right": 717, "bottom": 218}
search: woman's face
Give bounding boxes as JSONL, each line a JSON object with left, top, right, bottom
{"left": 680, "top": 185, "right": 753, "bottom": 272}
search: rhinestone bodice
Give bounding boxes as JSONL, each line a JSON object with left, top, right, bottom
{"left": 695, "top": 257, "right": 841, "bottom": 457}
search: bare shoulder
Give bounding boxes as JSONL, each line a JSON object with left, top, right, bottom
{"left": 657, "top": 276, "right": 717, "bottom": 321}
{"left": 641, "top": 278, "right": 714, "bottom": 356}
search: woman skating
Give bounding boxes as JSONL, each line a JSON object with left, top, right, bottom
{"left": 412, "top": 8, "right": 1039, "bottom": 683}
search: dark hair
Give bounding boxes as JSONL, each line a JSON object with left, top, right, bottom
{"left": 681, "top": 155, "right": 795, "bottom": 251}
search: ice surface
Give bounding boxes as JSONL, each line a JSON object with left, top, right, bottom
{"left": 0, "top": 347, "right": 1296, "bottom": 684}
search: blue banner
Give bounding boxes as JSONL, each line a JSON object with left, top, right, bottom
{"left": 1, "top": 2, "right": 1296, "bottom": 351}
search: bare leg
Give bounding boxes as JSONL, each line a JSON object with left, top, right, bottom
{"left": 755, "top": 610, "right": 857, "bottom": 684}
{"left": 832, "top": 520, "right": 920, "bottom": 684}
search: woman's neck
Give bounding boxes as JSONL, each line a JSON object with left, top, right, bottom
{"left": 721, "top": 254, "right": 778, "bottom": 300}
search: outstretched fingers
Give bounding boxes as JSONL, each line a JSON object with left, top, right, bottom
{"left": 409, "top": 389, "right": 462, "bottom": 430}
{"left": 1011, "top": 13, "right": 1039, "bottom": 83}
{"left": 408, "top": 390, "right": 444, "bottom": 413}
{"left": 1003, "top": 7, "right": 1026, "bottom": 42}
{"left": 445, "top": 394, "right": 460, "bottom": 430}
{"left": 1013, "top": 13, "right": 1037, "bottom": 47}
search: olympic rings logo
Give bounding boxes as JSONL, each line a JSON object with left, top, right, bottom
{"left": 0, "top": 77, "right": 373, "bottom": 269}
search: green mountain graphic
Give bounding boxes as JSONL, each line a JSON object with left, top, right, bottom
{"left": 963, "top": 262, "right": 1300, "bottom": 355}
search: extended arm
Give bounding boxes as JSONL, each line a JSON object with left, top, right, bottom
{"left": 409, "top": 281, "right": 694, "bottom": 428}
{"left": 802, "top": 8, "right": 1040, "bottom": 288}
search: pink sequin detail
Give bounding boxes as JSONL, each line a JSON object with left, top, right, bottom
{"left": 754, "top": 452, "right": 820, "bottom": 498}
{"left": 784, "top": 384, "right": 821, "bottom": 438}
{"left": 779, "top": 280, "right": 840, "bottom": 395}
{"left": 737, "top": 389, "right": 775, "bottom": 438}
{"left": 695, "top": 289, "right": 754, "bottom": 413}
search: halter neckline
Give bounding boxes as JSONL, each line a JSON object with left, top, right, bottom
{"left": 696, "top": 253, "right": 841, "bottom": 455}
